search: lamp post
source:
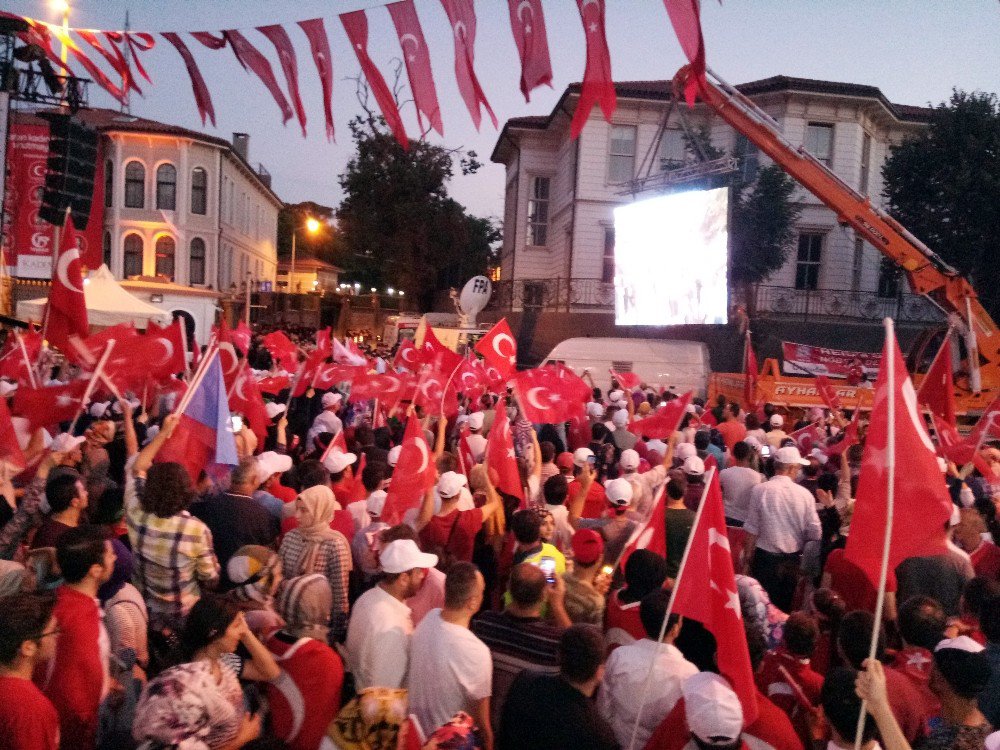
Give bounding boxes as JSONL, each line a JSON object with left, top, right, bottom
{"left": 51, "top": 0, "right": 70, "bottom": 65}
{"left": 289, "top": 216, "right": 321, "bottom": 295}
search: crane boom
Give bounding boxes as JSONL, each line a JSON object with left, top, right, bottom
{"left": 675, "top": 66, "right": 1000, "bottom": 385}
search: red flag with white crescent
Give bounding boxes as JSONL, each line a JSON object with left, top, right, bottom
{"left": 297, "top": 18, "right": 336, "bottom": 142}
{"left": 0, "top": 396, "right": 26, "bottom": 472}
{"left": 506, "top": 0, "right": 553, "bottom": 102}
{"left": 388, "top": 0, "right": 443, "bottom": 136}
{"left": 627, "top": 391, "right": 692, "bottom": 439}
{"left": 570, "top": 0, "right": 616, "bottom": 139}
{"left": 815, "top": 375, "right": 842, "bottom": 412}
{"left": 420, "top": 326, "right": 464, "bottom": 376}
{"left": 45, "top": 216, "right": 89, "bottom": 352}
{"left": 439, "top": 0, "right": 498, "bottom": 131}
{"left": 163, "top": 32, "right": 216, "bottom": 126}
{"left": 229, "top": 364, "right": 269, "bottom": 444}
{"left": 257, "top": 24, "right": 308, "bottom": 137}
{"left": 13, "top": 379, "right": 90, "bottom": 430}
{"left": 222, "top": 29, "right": 294, "bottom": 124}
{"left": 475, "top": 318, "right": 517, "bottom": 381}
{"left": 394, "top": 339, "right": 420, "bottom": 372}
{"left": 143, "top": 319, "right": 187, "bottom": 379}
{"left": 382, "top": 416, "right": 436, "bottom": 525}
{"left": 788, "top": 421, "right": 826, "bottom": 456}
{"left": 0, "top": 327, "right": 42, "bottom": 387}
{"left": 487, "top": 399, "right": 523, "bottom": 501}
{"left": 340, "top": 10, "right": 409, "bottom": 148}
{"left": 619, "top": 484, "right": 667, "bottom": 567}
{"left": 825, "top": 409, "right": 861, "bottom": 458}
{"left": 609, "top": 368, "right": 641, "bottom": 391}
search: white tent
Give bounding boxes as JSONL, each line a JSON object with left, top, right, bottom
{"left": 16, "top": 264, "right": 171, "bottom": 329}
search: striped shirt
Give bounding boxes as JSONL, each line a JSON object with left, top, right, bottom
{"left": 124, "top": 457, "right": 220, "bottom": 630}
{"left": 277, "top": 529, "right": 352, "bottom": 641}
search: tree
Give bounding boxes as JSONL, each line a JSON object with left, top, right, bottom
{"left": 882, "top": 90, "right": 1000, "bottom": 319}
{"left": 277, "top": 201, "right": 344, "bottom": 265}
{"left": 336, "top": 114, "right": 499, "bottom": 311}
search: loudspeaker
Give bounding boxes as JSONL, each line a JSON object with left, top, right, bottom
{"left": 38, "top": 113, "right": 98, "bottom": 229}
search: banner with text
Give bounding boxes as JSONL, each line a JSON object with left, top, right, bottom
{"left": 781, "top": 341, "right": 881, "bottom": 379}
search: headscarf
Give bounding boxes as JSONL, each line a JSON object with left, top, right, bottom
{"left": 328, "top": 687, "right": 408, "bottom": 750}
{"left": 277, "top": 573, "right": 332, "bottom": 641}
{"left": 227, "top": 545, "right": 281, "bottom": 606}
{"left": 98, "top": 538, "right": 134, "bottom": 604}
{"left": 0, "top": 560, "right": 29, "bottom": 598}
{"left": 293, "top": 485, "right": 343, "bottom": 574}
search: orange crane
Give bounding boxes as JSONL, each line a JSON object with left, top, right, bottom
{"left": 675, "top": 66, "right": 998, "bottom": 413}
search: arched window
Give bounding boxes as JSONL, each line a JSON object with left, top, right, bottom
{"left": 123, "top": 234, "right": 143, "bottom": 277}
{"left": 103, "top": 160, "right": 113, "bottom": 208}
{"left": 124, "top": 161, "right": 145, "bottom": 208}
{"left": 155, "top": 236, "right": 176, "bottom": 280}
{"left": 189, "top": 237, "right": 206, "bottom": 285}
{"left": 102, "top": 231, "right": 111, "bottom": 268}
{"left": 190, "top": 167, "right": 207, "bottom": 215}
{"left": 156, "top": 163, "right": 176, "bottom": 210}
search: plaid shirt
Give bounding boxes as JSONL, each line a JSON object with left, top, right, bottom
{"left": 0, "top": 475, "right": 46, "bottom": 560}
{"left": 125, "top": 457, "right": 219, "bottom": 630}
{"left": 278, "top": 528, "right": 352, "bottom": 640}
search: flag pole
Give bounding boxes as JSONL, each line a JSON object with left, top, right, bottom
{"left": 284, "top": 360, "right": 307, "bottom": 411}
{"left": 67, "top": 340, "right": 116, "bottom": 434}
{"left": 14, "top": 331, "right": 38, "bottom": 389}
{"left": 626, "top": 467, "right": 717, "bottom": 750}
{"left": 439, "top": 357, "right": 466, "bottom": 418}
{"left": 853, "top": 318, "right": 896, "bottom": 750}
{"left": 173, "top": 344, "right": 218, "bottom": 417}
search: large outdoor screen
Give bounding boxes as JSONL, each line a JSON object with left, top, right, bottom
{"left": 613, "top": 187, "right": 729, "bottom": 326}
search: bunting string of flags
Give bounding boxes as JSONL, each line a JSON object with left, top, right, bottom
{"left": 0, "top": 0, "right": 711, "bottom": 145}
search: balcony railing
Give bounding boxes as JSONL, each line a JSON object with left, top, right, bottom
{"left": 488, "top": 277, "right": 943, "bottom": 324}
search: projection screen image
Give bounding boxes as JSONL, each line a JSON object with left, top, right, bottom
{"left": 613, "top": 187, "right": 729, "bottom": 326}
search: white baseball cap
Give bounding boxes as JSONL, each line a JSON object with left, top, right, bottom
{"left": 322, "top": 450, "right": 356, "bottom": 474}
{"left": 611, "top": 410, "right": 629, "bottom": 428}
{"left": 676, "top": 443, "right": 697, "bottom": 461}
{"left": 620, "top": 449, "right": 640, "bottom": 471}
{"left": 321, "top": 392, "right": 342, "bottom": 408}
{"left": 387, "top": 445, "right": 402, "bottom": 467}
{"left": 89, "top": 401, "right": 110, "bottom": 418}
{"left": 50, "top": 433, "right": 86, "bottom": 453}
{"left": 608, "top": 390, "right": 624, "bottom": 402}
{"left": 605, "top": 477, "right": 634, "bottom": 507}
{"left": 437, "top": 471, "right": 468, "bottom": 499}
{"left": 684, "top": 672, "right": 744, "bottom": 745}
{"left": 769, "top": 414, "right": 784, "bottom": 428}
{"left": 379, "top": 539, "right": 438, "bottom": 574}
{"left": 645, "top": 439, "right": 667, "bottom": 456}
{"left": 0, "top": 380, "right": 16, "bottom": 397}
{"left": 586, "top": 401, "right": 605, "bottom": 418}
{"left": 774, "top": 446, "right": 810, "bottom": 466}
{"left": 809, "top": 448, "right": 828, "bottom": 465}
{"left": 572, "top": 447, "right": 595, "bottom": 467}
{"left": 468, "top": 411, "right": 485, "bottom": 430}
{"left": 366, "top": 490, "right": 388, "bottom": 517}
{"left": 265, "top": 402, "right": 286, "bottom": 420}
{"left": 256, "top": 451, "right": 293, "bottom": 486}
{"left": 683, "top": 455, "right": 706, "bottom": 476}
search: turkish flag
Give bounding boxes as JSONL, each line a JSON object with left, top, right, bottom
{"left": 222, "top": 30, "right": 294, "bottom": 124}
{"left": 45, "top": 216, "right": 89, "bottom": 353}
{"left": 412, "top": 369, "right": 458, "bottom": 418}
{"left": 420, "top": 326, "right": 463, "bottom": 376}
{"left": 332, "top": 337, "right": 367, "bottom": 367}
{"left": 931, "top": 413, "right": 975, "bottom": 466}
{"left": 825, "top": 409, "right": 861, "bottom": 457}
{"left": 916, "top": 333, "right": 956, "bottom": 427}
{"left": 315, "top": 327, "right": 333, "bottom": 357}
{"left": 340, "top": 10, "right": 409, "bottom": 148}
{"left": 349, "top": 372, "right": 404, "bottom": 404}
{"left": 672, "top": 469, "right": 759, "bottom": 725}
{"left": 13, "top": 379, "right": 89, "bottom": 430}
{"left": 609, "top": 368, "right": 641, "bottom": 391}
{"left": 261, "top": 331, "right": 298, "bottom": 372}
{"left": 228, "top": 364, "right": 269, "bottom": 444}
{"left": 475, "top": 319, "right": 517, "bottom": 380}
{"left": 0, "top": 327, "right": 42, "bottom": 386}
{"left": 314, "top": 364, "right": 363, "bottom": 392}
{"left": 511, "top": 366, "right": 576, "bottom": 424}
{"left": 0, "top": 396, "right": 27, "bottom": 472}
{"left": 439, "top": 0, "right": 498, "bottom": 131}
{"left": 628, "top": 391, "right": 692, "bottom": 439}
{"left": 258, "top": 374, "right": 290, "bottom": 395}
{"left": 66, "top": 323, "right": 138, "bottom": 370}
{"left": 744, "top": 333, "right": 760, "bottom": 410}
{"left": 217, "top": 342, "right": 243, "bottom": 391}
{"left": 963, "top": 395, "right": 1000, "bottom": 454}
{"left": 382, "top": 416, "right": 436, "bottom": 525}
{"left": 388, "top": 0, "right": 443, "bottom": 136}
{"left": 815, "top": 375, "right": 842, "bottom": 412}
{"left": 844, "top": 322, "right": 953, "bottom": 586}
{"left": 297, "top": 18, "right": 335, "bottom": 142}
{"left": 231, "top": 321, "right": 252, "bottom": 357}
{"left": 570, "top": 0, "right": 616, "bottom": 139}
{"left": 788, "top": 421, "right": 826, "bottom": 456}
{"left": 77, "top": 30, "right": 135, "bottom": 95}
{"left": 257, "top": 24, "right": 308, "bottom": 137}
{"left": 394, "top": 339, "right": 420, "bottom": 372}
{"left": 163, "top": 33, "right": 216, "bottom": 126}
{"left": 620, "top": 484, "right": 667, "bottom": 566}
{"left": 144, "top": 319, "right": 188, "bottom": 378}
{"left": 454, "top": 356, "right": 489, "bottom": 402}
{"left": 663, "top": 0, "right": 708, "bottom": 107}
{"left": 487, "top": 400, "right": 523, "bottom": 501}
{"left": 457, "top": 425, "right": 477, "bottom": 476}
{"left": 506, "top": 0, "right": 552, "bottom": 102}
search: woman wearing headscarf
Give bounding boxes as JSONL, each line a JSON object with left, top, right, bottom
{"left": 226, "top": 545, "right": 284, "bottom": 640}
{"left": 98, "top": 538, "right": 149, "bottom": 678}
{"left": 133, "top": 595, "right": 279, "bottom": 750}
{"left": 278, "top": 485, "right": 352, "bottom": 642}
{"left": 265, "top": 574, "right": 344, "bottom": 750}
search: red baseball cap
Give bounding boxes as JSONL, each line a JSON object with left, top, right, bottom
{"left": 555, "top": 452, "right": 575, "bottom": 471}
{"left": 571, "top": 529, "right": 605, "bottom": 565}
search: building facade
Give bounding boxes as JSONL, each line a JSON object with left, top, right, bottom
{"left": 490, "top": 77, "right": 940, "bottom": 328}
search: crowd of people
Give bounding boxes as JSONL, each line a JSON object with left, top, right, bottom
{"left": 0, "top": 327, "right": 998, "bottom": 750}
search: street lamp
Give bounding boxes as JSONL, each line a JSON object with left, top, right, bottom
{"left": 289, "top": 216, "right": 320, "bottom": 294}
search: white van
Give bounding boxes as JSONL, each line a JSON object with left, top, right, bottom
{"left": 543, "top": 337, "right": 710, "bottom": 396}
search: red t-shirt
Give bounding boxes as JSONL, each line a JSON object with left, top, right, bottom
{"left": 568, "top": 479, "right": 609, "bottom": 519}
{"left": 883, "top": 667, "right": 930, "bottom": 744}
{"left": 271, "top": 483, "right": 298, "bottom": 504}
{"left": 890, "top": 647, "right": 939, "bottom": 722}
{"left": 0, "top": 676, "right": 60, "bottom": 750}
{"left": 970, "top": 540, "right": 1000, "bottom": 580}
{"left": 266, "top": 635, "right": 344, "bottom": 750}
{"left": 419, "top": 508, "right": 484, "bottom": 563}
{"left": 823, "top": 548, "right": 897, "bottom": 613}
{"left": 717, "top": 421, "right": 748, "bottom": 452}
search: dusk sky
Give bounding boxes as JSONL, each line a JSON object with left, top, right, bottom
{"left": 9, "top": 1, "right": 999, "bottom": 221}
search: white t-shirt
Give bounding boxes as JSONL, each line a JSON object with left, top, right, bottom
{"left": 346, "top": 500, "right": 369, "bottom": 536}
{"left": 407, "top": 609, "right": 492, "bottom": 736}
{"left": 466, "top": 433, "right": 488, "bottom": 464}
{"left": 345, "top": 585, "right": 413, "bottom": 690}
{"left": 719, "top": 465, "right": 764, "bottom": 523}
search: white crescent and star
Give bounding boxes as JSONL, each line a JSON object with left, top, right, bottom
{"left": 453, "top": 21, "right": 467, "bottom": 40}
{"left": 414, "top": 438, "right": 429, "bottom": 473}
{"left": 152, "top": 338, "right": 173, "bottom": 368}
{"left": 517, "top": 0, "right": 534, "bottom": 32}
{"left": 399, "top": 32, "right": 420, "bottom": 62}
{"left": 492, "top": 333, "right": 516, "bottom": 365}
{"left": 234, "top": 372, "right": 249, "bottom": 402}
{"left": 526, "top": 387, "right": 552, "bottom": 412}
{"left": 57, "top": 248, "right": 84, "bottom": 295}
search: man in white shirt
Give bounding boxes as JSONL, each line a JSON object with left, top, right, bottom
{"left": 618, "top": 445, "right": 671, "bottom": 519}
{"left": 742, "top": 445, "right": 822, "bottom": 611}
{"left": 719, "top": 440, "right": 764, "bottom": 526}
{"left": 465, "top": 412, "right": 488, "bottom": 464}
{"left": 408, "top": 562, "right": 493, "bottom": 747}
{"left": 307, "top": 391, "right": 344, "bottom": 446}
{"left": 598, "top": 589, "right": 698, "bottom": 749}
{"left": 344, "top": 539, "right": 437, "bottom": 689}
{"left": 764, "top": 413, "right": 788, "bottom": 449}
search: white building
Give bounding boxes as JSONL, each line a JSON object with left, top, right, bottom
{"left": 490, "top": 76, "right": 939, "bottom": 326}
